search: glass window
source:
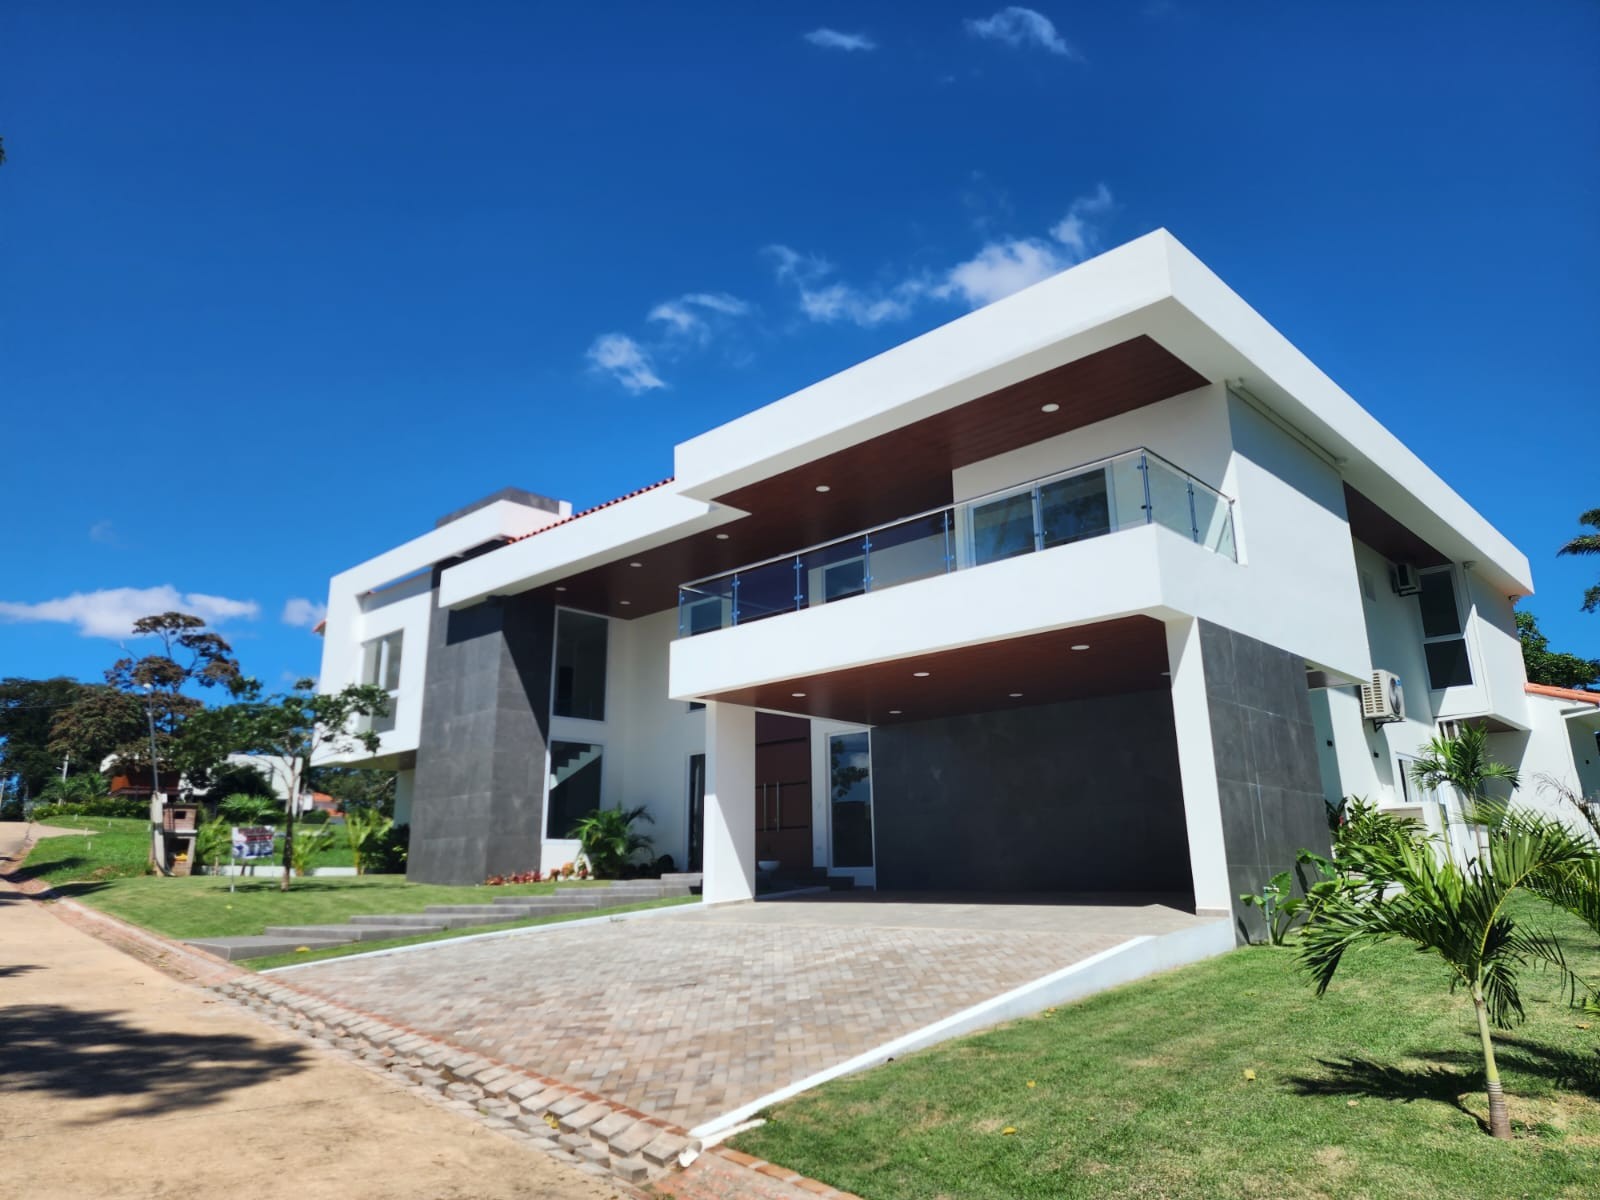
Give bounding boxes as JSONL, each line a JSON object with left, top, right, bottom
{"left": 553, "top": 610, "right": 608, "bottom": 721}
{"left": 546, "top": 740, "right": 603, "bottom": 838}
{"left": 1425, "top": 640, "right": 1474, "bottom": 689}
{"left": 1416, "top": 568, "right": 1473, "bottom": 690}
{"left": 1039, "top": 469, "right": 1111, "bottom": 548}
{"left": 970, "top": 492, "right": 1036, "bottom": 564}
{"left": 1417, "top": 570, "right": 1462, "bottom": 638}
{"left": 829, "top": 732, "right": 874, "bottom": 868}
{"left": 360, "top": 632, "right": 402, "bottom": 733}
{"left": 822, "top": 557, "right": 867, "bottom": 602}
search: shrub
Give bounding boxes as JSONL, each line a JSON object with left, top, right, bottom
{"left": 219, "top": 794, "right": 281, "bottom": 825}
{"left": 345, "top": 808, "right": 393, "bottom": 874}
{"left": 361, "top": 822, "right": 409, "bottom": 874}
{"left": 567, "top": 806, "right": 655, "bottom": 879}
{"left": 288, "top": 826, "right": 334, "bottom": 876}
{"left": 487, "top": 870, "right": 544, "bottom": 885}
{"left": 31, "top": 796, "right": 149, "bottom": 820}
{"left": 298, "top": 808, "right": 330, "bottom": 825}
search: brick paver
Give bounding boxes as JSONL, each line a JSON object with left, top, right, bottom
{"left": 279, "top": 895, "right": 1203, "bottom": 1129}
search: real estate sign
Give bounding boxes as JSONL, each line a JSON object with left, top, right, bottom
{"left": 231, "top": 826, "right": 275, "bottom": 861}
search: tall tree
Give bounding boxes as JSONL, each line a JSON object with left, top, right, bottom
{"left": 1515, "top": 610, "right": 1600, "bottom": 690}
{"left": 66, "top": 612, "right": 247, "bottom": 791}
{"left": 1558, "top": 506, "right": 1600, "bottom": 613}
{"left": 184, "top": 679, "right": 388, "bottom": 890}
{"left": 0, "top": 677, "right": 114, "bottom": 797}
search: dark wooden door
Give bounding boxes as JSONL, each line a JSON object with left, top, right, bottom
{"left": 755, "top": 714, "right": 811, "bottom": 869}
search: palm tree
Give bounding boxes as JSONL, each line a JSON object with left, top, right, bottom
{"left": 1558, "top": 506, "right": 1600, "bottom": 613}
{"left": 1409, "top": 724, "right": 1520, "bottom": 860}
{"left": 568, "top": 805, "right": 654, "bottom": 879}
{"left": 1299, "top": 813, "right": 1600, "bottom": 1138}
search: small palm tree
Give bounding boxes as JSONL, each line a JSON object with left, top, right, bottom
{"left": 1409, "top": 724, "right": 1520, "bottom": 859}
{"left": 568, "top": 805, "right": 654, "bottom": 879}
{"left": 1558, "top": 506, "right": 1600, "bottom": 612}
{"left": 344, "top": 808, "right": 393, "bottom": 875}
{"left": 1300, "top": 812, "right": 1600, "bottom": 1138}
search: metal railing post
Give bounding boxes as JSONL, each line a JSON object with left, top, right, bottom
{"left": 862, "top": 534, "right": 873, "bottom": 591}
{"left": 731, "top": 575, "right": 740, "bottom": 627}
{"left": 794, "top": 556, "right": 803, "bottom": 611}
{"left": 1187, "top": 480, "right": 1200, "bottom": 543}
{"left": 1139, "top": 452, "right": 1153, "bottom": 524}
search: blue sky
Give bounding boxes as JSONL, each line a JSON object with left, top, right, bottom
{"left": 2, "top": 1, "right": 1597, "bottom": 688}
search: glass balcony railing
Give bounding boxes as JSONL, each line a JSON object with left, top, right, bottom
{"left": 677, "top": 448, "right": 1237, "bottom": 636}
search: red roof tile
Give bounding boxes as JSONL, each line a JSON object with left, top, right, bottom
{"left": 1525, "top": 682, "right": 1600, "bottom": 706}
{"left": 506, "top": 477, "right": 675, "bottom": 544}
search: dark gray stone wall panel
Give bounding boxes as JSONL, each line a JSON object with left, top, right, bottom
{"left": 870, "top": 691, "right": 1193, "bottom": 896}
{"left": 1197, "top": 621, "right": 1332, "bottom": 942}
{"left": 409, "top": 590, "right": 554, "bottom": 884}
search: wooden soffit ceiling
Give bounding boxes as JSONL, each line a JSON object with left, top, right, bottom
{"left": 704, "top": 617, "right": 1172, "bottom": 727}
{"left": 1343, "top": 484, "right": 1448, "bottom": 568}
{"left": 533, "top": 336, "right": 1207, "bottom": 619}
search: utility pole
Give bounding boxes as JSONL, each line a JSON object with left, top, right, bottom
{"left": 142, "top": 684, "right": 166, "bottom": 873}
{"left": 60, "top": 754, "right": 69, "bottom": 782}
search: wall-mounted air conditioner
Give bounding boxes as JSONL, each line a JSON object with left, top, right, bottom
{"left": 1390, "top": 563, "right": 1421, "bottom": 596}
{"left": 1361, "top": 670, "right": 1406, "bottom": 724}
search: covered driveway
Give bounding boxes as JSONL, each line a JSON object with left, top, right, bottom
{"left": 271, "top": 893, "right": 1219, "bottom": 1131}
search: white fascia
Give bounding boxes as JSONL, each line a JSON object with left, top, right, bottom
{"left": 436, "top": 485, "right": 735, "bottom": 610}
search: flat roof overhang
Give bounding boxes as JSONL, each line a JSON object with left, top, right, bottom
{"left": 437, "top": 230, "right": 1533, "bottom": 615}
{"left": 699, "top": 617, "right": 1171, "bottom": 727}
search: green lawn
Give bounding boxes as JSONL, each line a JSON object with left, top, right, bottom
{"left": 243, "top": 894, "right": 696, "bottom": 969}
{"left": 734, "top": 907, "right": 1600, "bottom": 1200}
{"left": 19, "top": 818, "right": 608, "bottom": 940}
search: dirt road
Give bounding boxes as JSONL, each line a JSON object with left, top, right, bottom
{"left": 0, "top": 824, "right": 621, "bottom": 1200}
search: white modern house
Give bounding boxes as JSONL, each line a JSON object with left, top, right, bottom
{"left": 315, "top": 231, "right": 1597, "bottom": 937}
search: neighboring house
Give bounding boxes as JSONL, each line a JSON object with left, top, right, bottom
{"left": 314, "top": 230, "right": 1593, "bottom": 938}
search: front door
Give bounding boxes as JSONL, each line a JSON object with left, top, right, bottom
{"left": 825, "top": 728, "right": 876, "bottom": 888}
{"left": 755, "top": 714, "right": 811, "bottom": 873}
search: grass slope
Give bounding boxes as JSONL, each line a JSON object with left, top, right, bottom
{"left": 19, "top": 818, "right": 609, "bottom": 940}
{"left": 735, "top": 907, "right": 1600, "bottom": 1200}
{"left": 243, "top": 894, "right": 697, "bottom": 969}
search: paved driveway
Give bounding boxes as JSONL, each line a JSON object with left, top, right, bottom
{"left": 279, "top": 893, "right": 1208, "bottom": 1130}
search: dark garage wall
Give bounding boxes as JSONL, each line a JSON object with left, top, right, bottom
{"left": 408, "top": 591, "right": 554, "bottom": 885}
{"left": 870, "top": 690, "right": 1193, "bottom": 895}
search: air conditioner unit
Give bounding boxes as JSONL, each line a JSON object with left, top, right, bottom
{"left": 1390, "top": 563, "right": 1421, "bottom": 596}
{"left": 1361, "top": 670, "right": 1406, "bottom": 724}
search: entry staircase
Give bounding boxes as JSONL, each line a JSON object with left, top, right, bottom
{"left": 185, "top": 874, "right": 702, "bottom": 961}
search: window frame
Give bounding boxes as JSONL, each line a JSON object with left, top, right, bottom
{"left": 551, "top": 607, "right": 610, "bottom": 723}
{"left": 1415, "top": 566, "right": 1474, "bottom": 691}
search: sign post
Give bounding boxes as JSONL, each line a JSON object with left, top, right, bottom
{"left": 229, "top": 825, "right": 276, "bottom": 893}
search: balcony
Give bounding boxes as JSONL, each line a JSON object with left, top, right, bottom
{"left": 677, "top": 448, "right": 1236, "bottom": 636}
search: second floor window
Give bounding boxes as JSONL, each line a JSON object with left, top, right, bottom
{"left": 361, "top": 631, "right": 403, "bottom": 732}
{"left": 554, "top": 609, "right": 608, "bottom": 721}
{"left": 1416, "top": 567, "right": 1473, "bottom": 690}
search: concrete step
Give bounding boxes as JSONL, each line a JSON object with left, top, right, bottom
{"left": 185, "top": 934, "right": 349, "bottom": 961}
{"left": 427, "top": 901, "right": 599, "bottom": 918}
{"left": 262, "top": 923, "right": 443, "bottom": 942}
{"left": 347, "top": 913, "right": 454, "bottom": 928}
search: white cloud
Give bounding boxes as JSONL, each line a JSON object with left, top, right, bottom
{"left": 585, "top": 332, "right": 665, "bottom": 393}
{"left": 770, "top": 184, "right": 1116, "bottom": 320}
{"left": 88, "top": 520, "right": 117, "bottom": 544}
{"left": 765, "top": 244, "right": 928, "bottom": 328}
{"left": 0, "top": 586, "right": 260, "bottom": 639}
{"left": 281, "top": 597, "right": 328, "bottom": 629}
{"left": 939, "top": 238, "right": 1066, "bottom": 307}
{"left": 803, "top": 28, "right": 876, "bottom": 52}
{"left": 965, "top": 7, "right": 1079, "bottom": 58}
{"left": 647, "top": 291, "right": 750, "bottom": 341}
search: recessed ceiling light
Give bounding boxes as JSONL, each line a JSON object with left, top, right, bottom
{"left": 815, "top": 484, "right": 831, "bottom": 493}
{"left": 715, "top": 533, "right": 730, "bottom": 540}
{"left": 1041, "top": 403, "right": 1060, "bottom": 413}
{"left": 913, "top": 670, "right": 930, "bottom": 677}
{"left": 1070, "top": 644, "right": 1090, "bottom": 651}
{"left": 1009, "top": 692, "right": 1023, "bottom": 698}
{"left": 888, "top": 709, "right": 902, "bottom": 715}
{"left": 554, "top": 586, "right": 567, "bottom": 592}
{"left": 629, "top": 561, "right": 643, "bottom": 568}
{"left": 1160, "top": 670, "right": 1171, "bottom": 676}
{"left": 791, "top": 691, "right": 807, "bottom": 698}
{"left": 619, "top": 600, "right": 632, "bottom": 606}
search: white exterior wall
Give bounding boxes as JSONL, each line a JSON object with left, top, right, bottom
{"left": 1488, "top": 695, "right": 1600, "bottom": 832}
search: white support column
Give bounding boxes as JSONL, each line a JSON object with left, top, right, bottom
{"left": 1165, "top": 617, "right": 1233, "bottom": 917}
{"left": 702, "top": 700, "right": 757, "bottom": 905}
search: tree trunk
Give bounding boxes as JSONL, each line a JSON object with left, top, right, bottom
{"left": 1473, "top": 988, "right": 1512, "bottom": 1138}
{"left": 280, "top": 757, "right": 299, "bottom": 893}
